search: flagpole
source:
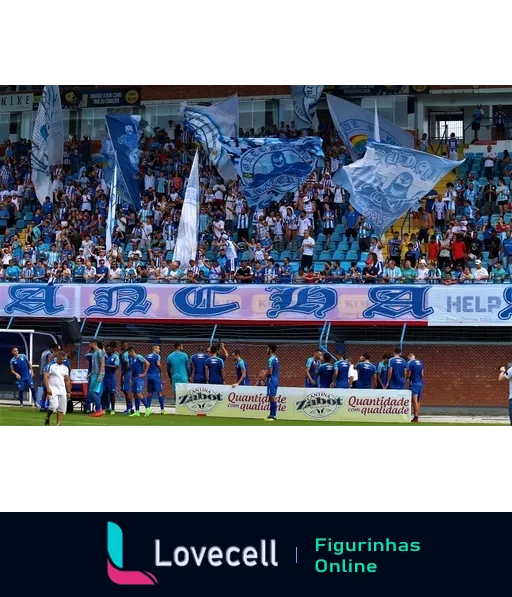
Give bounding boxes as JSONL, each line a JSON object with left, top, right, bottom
{"left": 374, "top": 100, "right": 381, "bottom": 143}
{"left": 106, "top": 165, "right": 117, "bottom": 252}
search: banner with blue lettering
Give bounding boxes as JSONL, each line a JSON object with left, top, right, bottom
{"left": 1, "top": 284, "right": 509, "bottom": 327}
{"left": 105, "top": 115, "right": 142, "bottom": 211}
{"left": 31, "top": 85, "right": 64, "bottom": 205}
{"left": 335, "top": 142, "right": 465, "bottom": 237}
{"left": 183, "top": 95, "right": 239, "bottom": 181}
{"left": 291, "top": 85, "right": 324, "bottom": 130}
{"left": 220, "top": 137, "right": 324, "bottom": 209}
{"left": 326, "top": 93, "right": 414, "bottom": 161}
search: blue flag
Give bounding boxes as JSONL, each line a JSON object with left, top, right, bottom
{"left": 335, "top": 142, "right": 465, "bottom": 237}
{"left": 183, "top": 95, "right": 239, "bottom": 181}
{"left": 291, "top": 85, "right": 324, "bottom": 130}
{"left": 326, "top": 93, "right": 414, "bottom": 161}
{"left": 105, "top": 115, "right": 142, "bottom": 211}
{"left": 220, "top": 137, "right": 324, "bottom": 209}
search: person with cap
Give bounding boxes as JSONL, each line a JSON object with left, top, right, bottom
{"left": 471, "top": 104, "right": 485, "bottom": 144}
{"left": 472, "top": 259, "right": 489, "bottom": 283}
{"left": 416, "top": 259, "right": 429, "bottom": 283}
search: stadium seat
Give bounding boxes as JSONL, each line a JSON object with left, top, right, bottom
{"left": 338, "top": 242, "right": 350, "bottom": 252}
{"left": 333, "top": 251, "right": 346, "bottom": 262}
{"left": 341, "top": 262, "right": 351, "bottom": 271}
{"left": 316, "top": 234, "right": 327, "bottom": 243}
{"left": 165, "top": 251, "right": 173, "bottom": 262}
{"left": 314, "top": 263, "right": 325, "bottom": 273}
{"left": 206, "top": 251, "right": 215, "bottom": 261}
{"left": 346, "top": 251, "right": 359, "bottom": 261}
{"left": 280, "top": 251, "right": 292, "bottom": 261}
{"left": 360, "top": 252, "right": 369, "bottom": 263}
{"left": 319, "top": 251, "right": 332, "bottom": 261}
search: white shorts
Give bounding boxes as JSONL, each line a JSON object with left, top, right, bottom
{"left": 48, "top": 395, "right": 67, "bottom": 414}
{"left": 449, "top": 151, "right": 458, "bottom": 161}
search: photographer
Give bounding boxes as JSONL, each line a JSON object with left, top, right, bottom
{"left": 498, "top": 365, "right": 512, "bottom": 425}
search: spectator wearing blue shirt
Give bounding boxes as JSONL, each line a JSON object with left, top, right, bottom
{"left": 329, "top": 262, "right": 346, "bottom": 284}
{"left": 345, "top": 204, "right": 358, "bottom": 241}
{"left": 279, "top": 258, "right": 293, "bottom": 284}
{"left": 42, "top": 196, "right": 54, "bottom": 217}
{"left": 96, "top": 260, "right": 109, "bottom": 283}
{"left": 5, "top": 260, "right": 21, "bottom": 282}
{"left": 500, "top": 230, "right": 512, "bottom": 271}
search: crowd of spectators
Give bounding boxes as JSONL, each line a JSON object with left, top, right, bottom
{"left": 0, "top": 120, "right": 511, "bottom": 286}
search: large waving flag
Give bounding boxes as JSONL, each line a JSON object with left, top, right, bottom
{"left": 326, "top": 94, "right": 414, "bottom": 161}
{"left": 183, "top": 95, "right": 239, "bottom": 181}
{"left": 335, "top": 142, "right": 465, "bottom": 237}
{"left": 105, "top": 115, "right": 142, "bottom": 211}
{"left": 220, "top": 136, "right": 324, "bottom": 209}
{"left": 31, "top": 85, "right": 64, "bottom": 205}
{"left": 174, "top": 151, "right": 200, "bottom": 266}
{"left": 291, "top": 85, "right": 324, "bottom": 130}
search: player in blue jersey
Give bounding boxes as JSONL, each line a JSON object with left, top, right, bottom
{"left": 305, "top": 350, "right": 322, "bottom": 388}
{"left": 265, "top": 344, "right": 280, "bottom": 421}
{"left": 167, "top": 342, "right": 191, "bottom": 400}
{"left": 103, "top": 343, "right": 120, "bottom": 415}
{"left": 387, "top": 348, "right": 407, "bottom": 391}
{"left": 119, "top": 341, "right": 133, "bottom": 414}
{"left": 88, "top": 339, "right": 106, "bottom": 418}
{"left": 10, "top": 348, "right": 36, "bottom": 407}
{"left": 205, "top": 345, "right": 225, "bottom": 385}
{"left": 407, "top": 352, "right": 425, "bottom": 424}
{"left": 232, "top": 349, "right": 250, "bottom": 387}
{"left": 355, "top": 354, "right": 377, "bottom": 390}
{"left": 376, "top": 354, "right": 392, "bottom": 389}
{"left": 146, "top": 344, "right": 165, "bottom": 416}
{"left": 190, "top": 348, "right": 208, "bottom": 384}
{"left": 128, "top": 347, "right": 149, "bottom": 418}
{"left": 331, "top": 354, "right": 353, "bottom": 389}
{"left": 317, "top": 353, "right": 335, "bottom": 389}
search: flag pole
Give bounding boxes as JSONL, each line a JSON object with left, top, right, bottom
{"left": 106, "top": 165, "right": 117, "bottom": 252}
{"left": 374, "top": 100, "right": 381, "bottom": 143}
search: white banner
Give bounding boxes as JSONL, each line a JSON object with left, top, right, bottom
{"left": 0, "top": 93, "right": 33, "bottom": 112}
{"left": 176, "top": 384, "right": 412, "bottom": 424}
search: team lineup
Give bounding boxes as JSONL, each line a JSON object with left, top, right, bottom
{"left": 8, "top": 340, "right": 423, "bottom": 425}
{"left": 8, "top": 341, "right": 282, "bottom": 425}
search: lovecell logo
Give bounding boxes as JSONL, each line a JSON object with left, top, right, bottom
{"left": 107, "top": 522, "right": 158, "bottom": 586}
{"left": 107, "top": 522, "right": 278, "bottom": 586}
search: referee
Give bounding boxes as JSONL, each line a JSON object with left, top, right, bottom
{"left": 498, "top": 364, "right": 512, "bottom": 425}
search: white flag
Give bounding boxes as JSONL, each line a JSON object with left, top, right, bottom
{"left": 174, "top": 152, "right": 200, "bottom": 267}
{"left": 326, "top": 93, "right": 414, "bottom": 162}
{"left": 31, "top": 85, "right": 63, "bottom": 205}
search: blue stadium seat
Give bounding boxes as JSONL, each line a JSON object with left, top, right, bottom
{"left": 24, "top": 213, "right": 34, "bottom": 222}
{"left": 280, "top": 251, "right": 292, "bottom": 261}
{"left": 346, "top": 251, "right": 359, "bottom": 261}
{"left": 314, "top": 263, "right": 325, "bottom": 273}
{"left": 337, "top": 242, "right": 350, "bottom": 252}
{"left": 316, "top": 234, "right": 327, "bottom": 243}
{"left": 333, "top": 251, "right": 346, "bottom": 262}
{"left": 165, "top": 251, "right": 173, "bottom": 262}
{"left": 331, "top": 233, "right": 344, "bottom": 243}
{"left": 206, "top": 251, "right": 215, "bottom": 261}
{"left": 341, "top": 262, "right": 352, "bottom": 271}
{"left": 360, "top": 252, "right": 369, "bottom": 263}
{"left": 334, "top": 225, "right": 346, "bottom": 234}
{"left": 319, "top": 251, "right": 333, "bottom": 261}
{"left": 240, "top": 252, "right": 249, "bottom": 262}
